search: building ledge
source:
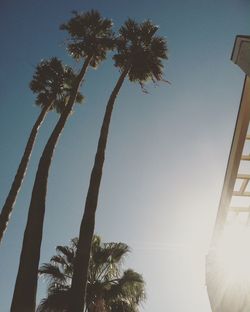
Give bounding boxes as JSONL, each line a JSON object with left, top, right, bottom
{"left": 231, "top": 35, "right": 250, "bottom": 76}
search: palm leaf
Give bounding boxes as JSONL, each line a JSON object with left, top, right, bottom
{"left": 113, "top": 18, "right": 168, "bottom": 89}
{"left": 56, "top": 245, "right": 74, "bottom": 264}
{"left": 38, "top": 236, "right": 145, "bottom": 311}
{"left": 30, "top": 57, "right": 84, "bottom": 113}
{"left": 60, "top": 10, "right": 115, "bottom": 66}
{"left": 39, "top": 263, "right": 67, "bottom": 285}
{"left": 36, "top": 288, "right": 70, "bottom": 312}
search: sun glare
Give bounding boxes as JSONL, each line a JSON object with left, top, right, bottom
{"left": 217, "top": 224, "right": 250, "bottom": 284}
{"left": 206, "top": 222, "right": 250, "bottom": 311}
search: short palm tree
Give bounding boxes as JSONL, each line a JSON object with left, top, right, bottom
{"left": 36, "top": 236, "right": 145, "bottom": 312}
{"left": 70, "top": 19, "right": 168, "bottom": 312}
{"left": 11, "top": 10, "right": 114, "bottom": 312}
{"left": 0, "top": 57, "right": 83, "bottom": 244}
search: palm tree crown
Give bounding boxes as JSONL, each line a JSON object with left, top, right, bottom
{"left": 37, "top": 236, "right": 145, "bottom": 312}
{"left": 60, "top": 10, "right": 115, "bottom": 68}
{"left": 114, "top": 19, "right": 168, "bottom": 85}
{"left": 30, "top": 57, "right": 84, "bottom": 113}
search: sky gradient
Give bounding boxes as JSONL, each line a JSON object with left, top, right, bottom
{"left": 0, "top": 0, "right": 250, "bottom": 311}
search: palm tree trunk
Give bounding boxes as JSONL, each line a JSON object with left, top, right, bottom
{"left": 10, "top": 56, "right": 91, "bottom": 312}
{"left": 69, "top": 68, "right": 129, "bottom": 312}
{"left": 0, "top": 104, "right": 51, "bottom": 244}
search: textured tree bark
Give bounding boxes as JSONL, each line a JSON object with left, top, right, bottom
{"left": 69, "top": 68, "right": 128, "bottom": 312}
{"left": 0, "top": 104, "right": 51, "bottom": 244}
{"left": 10, "top": 56, "right": 91, "bottom": 312}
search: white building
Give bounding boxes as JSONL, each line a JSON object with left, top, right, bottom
{"left": 206, "top": 35, "right": 250, "bottom": 312}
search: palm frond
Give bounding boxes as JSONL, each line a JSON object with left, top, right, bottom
{"left": 108, "top": 299, "right": 140, "bottom": 312}
{"left": 70, "top": 237, "right": 79, "bottom": 249}
{"left": 36, "top": 288, "right": 70, "bottom": 312}
{"left": 30, "top": 57, "right": 84, "bottom": 113}
{"left": 56, "top": 245, "right": 75, "bottom": 265}
{"left": 113, "top": 19, "right": 168, "bottom": 88}
{"left": 38, "top": 263, "right": 67, "bottom": 285}
{"left": 38, "top": 236, "right": 145, "bottom": 311}
{"left": 60, "top": 10, "right": 115, "bottom": 66}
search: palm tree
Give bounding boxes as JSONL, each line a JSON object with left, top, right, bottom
{"left": 11, "top": 10, "right": 114, "bottom": 312}
{"left": 0, "top": 57, "right": 83, "bottom": 244}
{"left": 70, "top": 19, "right": 168, "bottom": 312}
{"left": 36, "top": 236, "right": 145, "bottom": 312}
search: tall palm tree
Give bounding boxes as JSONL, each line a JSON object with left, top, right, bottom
{"left": 11, "top": 10, "right": 114, "bottom": 312}
{"left": 0, "top": 57, "right": 83, "bottom": 244}
{"left": 70, "top": 19, "right": 168, "bottom": 312}
{"left": 36, "top": 236, "right": 145, "bottom": 312}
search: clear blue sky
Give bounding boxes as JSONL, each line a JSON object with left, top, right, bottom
{"left": 0, "top": 0, "right": 249, "bottom": 311}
